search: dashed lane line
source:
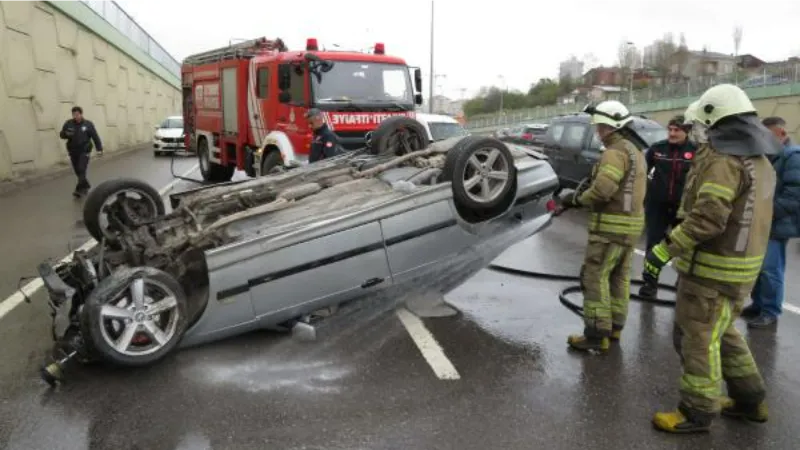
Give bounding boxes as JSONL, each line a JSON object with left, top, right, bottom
{"left": 631, "top": 247, "right": 800, "bottom": 316}
{"left": 395, "top": 307, "right": 461, "bottom": 380}
{"left": 0, "top": 164, "right": 200, "bottom": 320}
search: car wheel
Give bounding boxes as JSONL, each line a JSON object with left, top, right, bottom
{"left": 368, "top": 116, "right": 428, "bottom": 157}
{"left": 80, "top": 267, "right": 188, "bottom": 367}
{"left": 442, "top": 136, "right": 516, "bottom": 217}
{"left": 83, "top": 178, "right": 165, "bottom": 245}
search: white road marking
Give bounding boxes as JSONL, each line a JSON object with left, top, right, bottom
{"left": 395, "top": 307, "right": 460, "bottom": 380}
{"left": 0, "top": 163, "right": 200, "bottom": 320}
{"left": 632, "top": 247, "right": 800, "bottom": 316}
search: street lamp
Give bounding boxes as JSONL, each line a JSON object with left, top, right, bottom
{"left": 626, "top": 41, "right": 635, "bottom": 104}
{"left": 428, "top": 0, "right": 435, "bottom": 113}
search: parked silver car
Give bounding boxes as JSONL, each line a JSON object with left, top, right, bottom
{"left": 37, "top": 117, "right": 559, "bottom": 385}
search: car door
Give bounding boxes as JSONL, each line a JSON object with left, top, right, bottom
{"left": 575, "top": 126, "right": 603, "bottom": 183}
{"left": 247, "top": 221, "right": 393, "bottom": 323}
{"left": 542, "top": 122, "right": 566, "bottom": 173}
{"left": 556, "top": 122, "right": 589, "bottom": 184}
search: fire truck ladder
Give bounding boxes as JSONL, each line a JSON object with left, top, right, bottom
{"left": 182, "top": 37, "right": 288, "bottom": 66}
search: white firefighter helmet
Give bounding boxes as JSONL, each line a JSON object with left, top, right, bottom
{"left": 683, "top": 100, "right": 700, "bottom": 125}
{"left": 583, "top": 100, "right": 633, "bottom": 129}
{"left": 695, "top": 84, "right": 756, "bottom": 127}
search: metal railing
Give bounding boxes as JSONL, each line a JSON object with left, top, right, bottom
{"left": 466, "top": 64, "right": 800, "bottom": 130}
{"left": 80, "top": 1, "right": 181, "bottom": 77}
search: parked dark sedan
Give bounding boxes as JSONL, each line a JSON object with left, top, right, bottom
{"left": 535, "top": 112, "right": 667, "bottom": 192}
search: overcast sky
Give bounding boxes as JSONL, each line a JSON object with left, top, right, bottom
{"left": 115, "top": 0, "right": 800, "bottom": 99}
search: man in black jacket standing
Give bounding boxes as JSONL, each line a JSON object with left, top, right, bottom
{"left": 638, "top": 115, "right": 697, "bottom": 299}
{"left": 60, "top": 106, "right": 103, "bottom": 197}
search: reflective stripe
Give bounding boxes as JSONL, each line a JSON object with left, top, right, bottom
{"left": 670, "top": 226, "right": 696, "bottom": 251}
{"left": 735, "top": 159, "right": 756, "bottom": 252}
{"left": 588, "top": 213, "right": 644, "bottom": 236}
{"left": 584, "top": 245, "right": 621, "bottom": 325}
{"left": 599, "top": 164, "right": 623, "bottom": 182}
{"left": 674, "top": 250, "right": 763, "bottom": 283}
{"left": 621, "top": 145, "right": 636, "bottom": 212}
{"left": 698, "top": 182, "right": 736, "bottom": 201}
{"left": 680, "top": 298, "right": 732, "bottom": 399}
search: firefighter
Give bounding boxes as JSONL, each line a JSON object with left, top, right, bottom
{"left": 638, "top": 115, "right": 697, "bottom": 299}
{"left": 307, "top": 108, "right": 340, "bottom": 163}
{"left": 644, "top": 84, "right": 781, "bottom": 433}
{"left": 560, "top": 100, "right": 648, "bottom": 351}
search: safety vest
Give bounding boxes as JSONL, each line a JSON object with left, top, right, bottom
{"left": 587, "top": 134, "right": 647, "bottom": 244}
{"left": 673, "top": 149, "right": 775, "bottom": 292}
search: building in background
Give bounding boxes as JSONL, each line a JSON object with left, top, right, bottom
{"left": 559, "top": 56, "right": 585, "bottom": 82}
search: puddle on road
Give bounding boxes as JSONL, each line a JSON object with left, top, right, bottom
{"left": 186, "top": 357, "right": 353, "bottom": 394}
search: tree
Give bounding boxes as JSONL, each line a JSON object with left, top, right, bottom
{"left": 651, "top": 32, "right": 679, "bottom": 84}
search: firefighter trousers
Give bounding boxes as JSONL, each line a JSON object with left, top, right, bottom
{"left": 672, "top": 275, "right": 767, "bottom": 417}
{"left": 580, "top": 234, "right": 634, "bottom": 337}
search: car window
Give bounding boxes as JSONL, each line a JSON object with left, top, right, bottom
{"left": 429, "top": 122, "right": 468, "bottom": 141}
{"left": 589, "top": 132, "right": 603, "bottom": 151}
{"left": 546, "top": 124, "right": 565, "bottom": 143}
{"left": 159, "top": 118, "right": 183, "bottom": 129}
{"left": 561, "top": 124, "right": 588, "bottom": 149}
{"left": 524, "top": 127, "right": 547, "bottom": 135}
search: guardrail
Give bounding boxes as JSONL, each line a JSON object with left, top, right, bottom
{"left": 466, "top": 64, "right": 800, "bottom": 130}
{"left": 79, "top": 0, "right": 181, "bottom": 77}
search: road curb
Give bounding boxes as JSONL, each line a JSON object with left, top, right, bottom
{"left": 0, "top": 144, "right": 152, "bottom": 198}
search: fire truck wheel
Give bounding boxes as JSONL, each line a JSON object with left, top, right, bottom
{"left": 368, "top": 116, "right": 428, "bottom": 157}
{"left": 197, "top": 138, "right": 235, "bottom": 183}
{"left": 260, "top": 150, "right": 283, "bottom": 176}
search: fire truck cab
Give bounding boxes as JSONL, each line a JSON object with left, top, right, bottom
{"left": 181, "top": 37, "right": 424, "bottom": 183}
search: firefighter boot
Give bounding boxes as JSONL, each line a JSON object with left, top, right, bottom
{"left": 721, "top": 397, "right": 768, "bottom": 423}
{"left": 638, "top": 280, "right": 657, "bottom": 300}
{"left": 652, "top": 406, "right": 712, "bottom": 434}
{"left": 610, "top": 325, "right": 623, "bottom": 341}
{"left": 567, "top": 332, "right": 609, "bottom": 353}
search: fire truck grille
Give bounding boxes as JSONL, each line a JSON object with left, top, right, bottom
{"left": 334, "top": 131, "right": 368, "bottom": 151}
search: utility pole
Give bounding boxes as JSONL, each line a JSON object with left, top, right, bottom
{"left": 428, "top": 0, "right": 435, "bottom": 113}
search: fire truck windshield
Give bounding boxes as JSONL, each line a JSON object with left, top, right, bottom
{"left": 312, "top": 61, "right": 414, "bottom": 107}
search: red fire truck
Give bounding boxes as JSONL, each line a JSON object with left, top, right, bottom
{"left": 181, "top": 37, "right": 423, "bottom": 182}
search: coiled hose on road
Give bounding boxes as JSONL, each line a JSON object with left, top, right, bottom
{"left": 486, "top": 264, "right": 678, "bottom": 317}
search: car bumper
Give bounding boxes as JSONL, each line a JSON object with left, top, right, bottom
{"left": 153, "top": 140, "right": 191, "bottom": 154}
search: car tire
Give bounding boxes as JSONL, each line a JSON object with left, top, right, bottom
{"left": 80, "top": 266, "right": 188, "bottom": 367}
{"left": 368, "top": 116, "right": 428, "bottom": 157}
{"left": 83, "top": 178, "right": 166, "bottom": 245}
{"left": 260, "top": 150, "right": 283, "bottom": 176}
{"left": 441, "top": 136, "right": 516, "bottom": 220}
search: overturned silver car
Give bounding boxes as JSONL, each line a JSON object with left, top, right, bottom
{"left": 37, "top": 118, "right": 559, "bottom": 385}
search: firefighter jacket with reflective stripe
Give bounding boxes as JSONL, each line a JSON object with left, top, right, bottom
{"left": 578, "top": 132, "right": 648, "bottom": 246}
{"left": 676, "top": 143, "right": 711, "bottom": 221}
{"left": 666, "top": 147, "right": 776, "bottom": 298}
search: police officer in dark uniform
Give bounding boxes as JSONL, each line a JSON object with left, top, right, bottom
{"left": 59, "top": 105, "right": 103, "bottom": 197}
{"left": 307, "top": 108, "right": 340, "bottom": 163}
{"left": 638, "top": 115, "right": 697, "bottom": 299}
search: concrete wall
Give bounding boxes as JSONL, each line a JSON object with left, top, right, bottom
{"left": 0, "top": 1, "right": 181, "bottom": 181}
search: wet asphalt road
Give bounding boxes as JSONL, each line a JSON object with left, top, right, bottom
{"left": 0, "top": 147, "right": 799, "bottom": 449}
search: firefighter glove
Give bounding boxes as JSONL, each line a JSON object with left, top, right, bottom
{"left": 561, "top": 191, "right": 581, "bottom": 208}
{"left": 643, "top": 242, "right": 671, "bottom": 284}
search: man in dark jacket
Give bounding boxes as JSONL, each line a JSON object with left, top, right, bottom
{"left": 638, "top": 115, "right": 697, "bottom": 299}
{"left": 306, "top": 108, "right": 340, "bottom": 163}
{"left": 59, "top": 106, "right": 103, "bottom": 197}
{"left": 742, "top": 116, "right": 800, "bottom": 329}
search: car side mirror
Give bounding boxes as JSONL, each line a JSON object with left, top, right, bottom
{"left": 414, "top": 68, "right": 422, "bottom": 92}
{"left": 414, "top": 93, "right": 423, "bottom": 105}
{"left": 278, "top": 91, "right": 292, "bottom": 103}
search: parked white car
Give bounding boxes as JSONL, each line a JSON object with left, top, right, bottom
{"left": 153, "top": 116, "right": 188, "bottom": 156}
{"left": 414, "top": 113, "right": 469, "bottom": 143}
